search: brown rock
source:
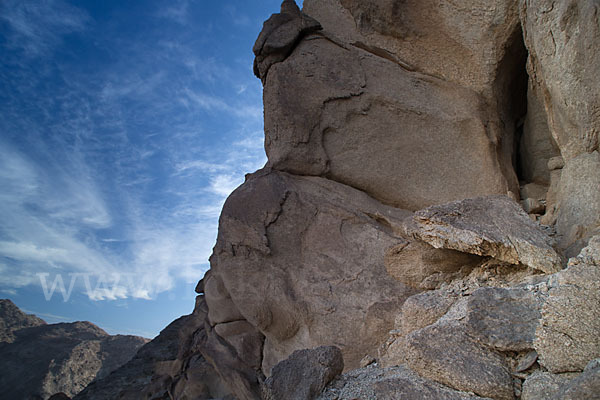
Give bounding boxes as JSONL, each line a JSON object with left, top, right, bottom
{"left": 263, "top": 346, "right": 343, "bottom": 400}
{"left": 253, "top": 0, "right": 321, "bottom": 82}
{"left": 400, "top": 321, "right": 514, "bottom": 400}
{"left": 411, "top": 195, "right": 563, "bottom": 273}
{"left": 210, "top": 169, "right": 414, "bottom": 374}
{"left": 263, "top": 33, "right": 517, "bottom": 211}
{"left": 384, "top": 241, "right": 481, "bottom": 290}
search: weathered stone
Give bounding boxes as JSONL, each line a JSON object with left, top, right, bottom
{"left": 398, "top": 290, "right": 458, "bottom": 336}
{"left": 317, "top": 364, "right": 491, "bottom": 400}
{"left": 384, "top": 241, "right": 482, "bottom": 289}
{"left": 521, "top": 0, "right": 600, "bottom": 162}
{"left": 210, "top": 169, "right": 414, "bottom": 375}
{"left": 520, "top": 79, "right": 559, "bottom": 185}
{"left": 214, "top": 320, "right": 264, "bottom": 371}
{"left": 522, "top": 359, "right": 600, "bottom": 400}
{"left": 520, "top": 183, "right": 547, "bottom": 202}
{"left": 464, "top": 287, "right": 542, "bottom": 351}
{"left": 521, "top": 371, "right": 572, "bottom": 400}
{"left": 535, "top": 237, "right": 600, "bottom": 373}
{"left": 555, "top": 151, "right": 600, "bottom": 250}
{"left": 399, "top": 321, "right": 514, "bottom": 399}
{"left": 204, "top": 271, "right": 245, "bottom": 326}
{"left": 304, "top": 0, "right": 522, "bottom": 96}
{"left": 263, "top": 32, "right": 517, "bottom": 211}
{"left": 411, "top": 195, "right": 563, "bottom": 273}
{"left": 547, "top": 156, "right": 565, "bottom": 171}
{"left": 253, "top": 0, "right": 321, "bottom": 81}
{"left": 522, "top": 198, "right": 545, "bottom": 214}
{"left": 263, "top": 346, "right": 343, "bottom": 400}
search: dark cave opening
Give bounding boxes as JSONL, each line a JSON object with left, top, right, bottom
{"left": 495, "top": 24, "right": 530, "bottom": 186}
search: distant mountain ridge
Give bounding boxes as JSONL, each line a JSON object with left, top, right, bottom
{"left": 0, "top": 299, "right": 148, "bottom": 400}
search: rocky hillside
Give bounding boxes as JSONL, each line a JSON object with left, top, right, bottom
{"left": 69, "top": 0, "right": 600, "bottom": 399}
{"left": 0, "top": 299, "right": 46, "bottom": 343}
{"left": 0, "top": 300, "right": 148, "bottom": 400}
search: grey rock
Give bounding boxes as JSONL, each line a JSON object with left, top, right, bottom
{"left": 263, "top": 346, "right": 343, "bottom": 400}
{"left": 547, "top": 156, "right": 565, "bottom": 171}
{"left": 522, "top": 198, "right": 545, "bottom": 214}
{"left": 253, "top": 0, "right": 321, "bottom": 81}
{"left": 521, "top": 371, "right": 572, "bottom": 400}
{"left": 535, "top": 236, "right": 600, "bottom": 373}
{"left": 317, "top": 364, "right": 491, "bottom": 400}
{"left": 411, "top": 195, "right": 563, "bottom": 273}
{"left": 395, "top": 322, "right": 514, "bottom": 399}
{"left": 398, "top": 290, "right": 458, "bottom": 336}
{"left": 464, "top": 287, "right": 542, "bottom": 352}
{"left": 522, "top": 359, "right": 600, "bottom": 400}
{"left": 555, "top": 151, "right": 600, "bottom": 250}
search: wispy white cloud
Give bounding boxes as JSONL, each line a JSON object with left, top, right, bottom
{"left": 0, "top": 0, "right": 89, "bottom": 57}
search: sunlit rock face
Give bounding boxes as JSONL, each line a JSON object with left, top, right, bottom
{"left": 83, "top": 1, "right": 599, "bottom": 399}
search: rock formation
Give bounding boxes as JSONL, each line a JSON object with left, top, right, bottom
{"left": 0, "top": 300, "right": 147, "bottom": 400}
{"left": 62, "top": 0, "right": 600, "bottom": 399}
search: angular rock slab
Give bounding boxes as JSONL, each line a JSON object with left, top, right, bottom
{"left": 411, "top": 195, "right": 563, "bottom": 273}
{"left": 317, "top": 364, "right": 491, "bottom": 400}
{"left": 535, "top": 236, "right": 600, "bottom": 373}
{"left": 522, "top": 359, "right": 600, "bottom": 400}
{"left": 399, "top": 322, "right": 514, "bottom": 400}
{"left": 263, "top": 346, "right": 343, "bottom": 400}
{"left": 210, "top": 169, "right": 414, "bottom": 374}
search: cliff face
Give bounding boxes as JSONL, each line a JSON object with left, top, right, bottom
{"left": 75, "top": 0, "right": 600, "bottom": 399}
{"left": 0, "top": 300, "right": 147, "bottom": 400}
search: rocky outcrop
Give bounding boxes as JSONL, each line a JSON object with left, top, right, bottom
{"left": 74, "top": 0, "right": 599, "bottom": 399}
{"left": 74, "top": 296, "right": 232, "bottom": 400}
{"left": 0, "top": 299, "right": 45, "bottom": 343}
{"left": 410, "top": 195, "right": 563, "bottom": 273}
{"left": 0, "top": 303, "right": 147, "bottom": 400}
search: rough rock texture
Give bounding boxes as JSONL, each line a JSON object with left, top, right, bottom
{"left": 521, "top": 0, "right": 600, "bottom": 250}
{"left": 263, "top": 346, "right": 343, "bottom": 400}
{"left": 263, "top": 33, "right": 517, "bottom": 210}
{"left": 74, "top": 297, "right": 232, "bottom": 400}
{"left": 522, "top": 359, "right": 600, "bottom": 400}
{"left": 534, "top": 236, "right": 600, "bottom": 373}
{"left": 0, "top": 311, "right": 147, "bottom": 400}
{"left": 0, "top": 299, "right": 45, "bottom": 343}
{"left": 84, "top": 1, "right": 600, "bottom": 399}
{"left": 253, "top": 0, "right": 321, "bottom": 82}
{"left": 209, "top": 168, "right": 414, "bottom": 377}
{"left": 411, "top": 195, "right": 563, "bottom": 273}
{"left": 317, "top": 364, "right": 492, "bottom": 400}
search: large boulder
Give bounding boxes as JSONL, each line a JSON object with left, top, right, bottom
{"left": 209, "top": 169, "right": 415, "bottom": 375}
{"left": 263, "top": 346, "right": 344, "bottom": 400}
{"left": 410, "top": 195, "right": 563, "bottom": 273}
{"left": 263, "top": 32, "right": 517, "bottom": 211}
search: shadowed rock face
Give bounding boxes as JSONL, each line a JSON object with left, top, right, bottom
{"left": 0, "top": 299, "right": 46, "bottom": 343}
{"left": 0, "top": 301, "right": 147, "bottom": 400}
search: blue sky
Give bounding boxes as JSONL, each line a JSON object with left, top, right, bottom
{"left": 0, "top": 0, "right": 293, "bottom": 338}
